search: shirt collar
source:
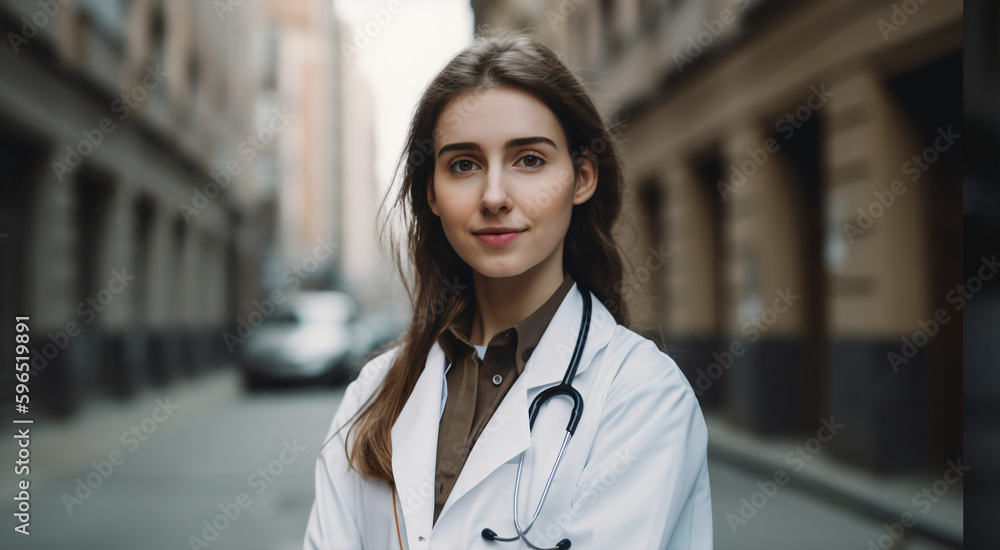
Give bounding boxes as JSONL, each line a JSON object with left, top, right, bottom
{"left": 437, "top": 272, "right": 576, "bottom": 375}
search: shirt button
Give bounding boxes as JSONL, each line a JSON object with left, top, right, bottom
{"left": 492, "top": 374, "right": 502, "bottom": 385}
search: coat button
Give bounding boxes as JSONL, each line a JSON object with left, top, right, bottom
{"left": 522, "top": 348, "right": 533, "bottom": 362}
{"left": 492, "top": 374, "right": 502, "bottom": 385}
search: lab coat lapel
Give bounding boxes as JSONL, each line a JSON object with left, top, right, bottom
{"left": 391, "top": 342, "right": 445, "bottom": 547}
{"left": 524, "top": 283, "right": 617, "bottom": 391}
{"left": 436, "top": 283, "right": 617, "bottom": 524}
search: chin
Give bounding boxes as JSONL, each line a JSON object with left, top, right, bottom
{"left": 470, "top": 265, "right": 526, "bottom": 280}
{"left": 466, "top": 255, "right": 533, "bottom": 279}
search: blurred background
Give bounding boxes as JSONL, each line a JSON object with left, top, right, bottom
{"left": 0, "top": 0, "right": 986, "bottom": 548}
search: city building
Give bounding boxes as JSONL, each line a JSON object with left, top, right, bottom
{"left": 471, "top": 0, "right": 962, "bottom": 473}
{"left": 0, "top": 0, "right": 380, "bottom": 416}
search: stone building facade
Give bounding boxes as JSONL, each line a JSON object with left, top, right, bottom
{"left": 471, "top": 0, "right": 963, "bottom": 473}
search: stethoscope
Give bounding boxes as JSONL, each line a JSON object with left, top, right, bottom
{"left": 481, "top": 282, "right": 591, "bottom": 550}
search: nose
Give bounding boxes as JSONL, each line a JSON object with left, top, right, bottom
{"left": 480, "top": 165, "right": 513, "bottom": 214}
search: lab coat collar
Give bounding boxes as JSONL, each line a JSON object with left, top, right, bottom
{"left": 389, "top": 282, "right": 618, "bottom": 544}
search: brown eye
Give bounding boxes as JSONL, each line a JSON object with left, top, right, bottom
{"left": 517, "top": 154, "right": 544, "bottom": 169}
{"left": 450, "top": 159, "right": 479, "bottom": 173}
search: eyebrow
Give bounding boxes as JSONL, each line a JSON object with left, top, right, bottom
{"left": 436, "top": 136, "right": 558, "bottom": 159}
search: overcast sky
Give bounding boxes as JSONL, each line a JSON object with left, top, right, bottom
{"left": 333, "top": 0, "right": 474, "bottom": 198}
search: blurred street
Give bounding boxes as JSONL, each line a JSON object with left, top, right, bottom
{"left": 0, "top": 0, "right": 986, "bottom": 545}
{"left": 1, "top": 367, "right": 334, "bottom": 550}
{"left": 1, "top": 367, "right": 961, "bottom": 550}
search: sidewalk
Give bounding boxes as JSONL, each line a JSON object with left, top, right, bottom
{"left": 2, "top": 366, "right": 242, "bottom": 494}
{"left": 5, "top": 370, "right": 963, "bottom": 546}
{"left": 705, "top": 411, "right": 963, "bottom": 548}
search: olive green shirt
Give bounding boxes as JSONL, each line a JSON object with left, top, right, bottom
{"left": 433, "top": 272, "right": 576, "bottom": 525}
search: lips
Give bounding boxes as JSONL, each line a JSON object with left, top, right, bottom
{"left": 474, "top": 228, "right": 525, "bottom": 247}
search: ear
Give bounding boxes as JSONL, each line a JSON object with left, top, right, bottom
{"left": 572, "top": 150, "right": 598, "bottom": 205}
{"left": 426, "top": 174, "right": 439, "bottom": 216}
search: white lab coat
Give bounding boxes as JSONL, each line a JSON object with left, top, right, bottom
{"left": 304, "top": 283, "right": 713, "bottom": 549}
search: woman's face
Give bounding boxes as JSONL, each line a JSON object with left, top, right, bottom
{"left": 427, "top": 85, "right": 597, "bottom": 279}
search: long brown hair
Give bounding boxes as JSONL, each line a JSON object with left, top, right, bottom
{"left": 337, "top": 29, "right": 633, "bottom": 486}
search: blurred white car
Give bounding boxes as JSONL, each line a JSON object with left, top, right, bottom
{"left": 343, "top": 307, "right": 404, "bottom": 382}
{"left": 238, "top": 291, "right": 357, "bottom": 389}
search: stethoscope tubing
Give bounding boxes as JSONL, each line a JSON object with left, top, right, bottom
{"left": 483, "top": 283, "right": 592, "bottom": 550}
{"left": 528, "top": 282, "right": 591, "bottom": 433}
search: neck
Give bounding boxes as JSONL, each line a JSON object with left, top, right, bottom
{"left": 468, "top": 242, "right": 565, "bottom": 346}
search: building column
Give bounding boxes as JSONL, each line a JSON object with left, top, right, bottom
{"left": 663, "top": 157, "right": 725, "bottom": 407}
{"left": 178, "top": 215, "right": 199, "bottom": 375}
{"left": 29, "top": 147, "right": 84, "bottom": 416}
{"left": 720, "top": 124, "right": 809, "bottom": 434}
{"left": 823, "top": 68, "right": 931, "bottom": 471}
{"left": 146, "top": 203, "right": 181, "bottom": 385}
{"left": 100, "top": 183, "right": 148, "bottom": 397}
{"left": 622, "top": 171, "right": 670, "bottom": 333}
{"left": 191, "top": 232, "right": 223, "bottom": 369}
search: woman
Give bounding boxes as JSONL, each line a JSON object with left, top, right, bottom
{"left": 304, "top": 31, "right": 712, "bottom": 550}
